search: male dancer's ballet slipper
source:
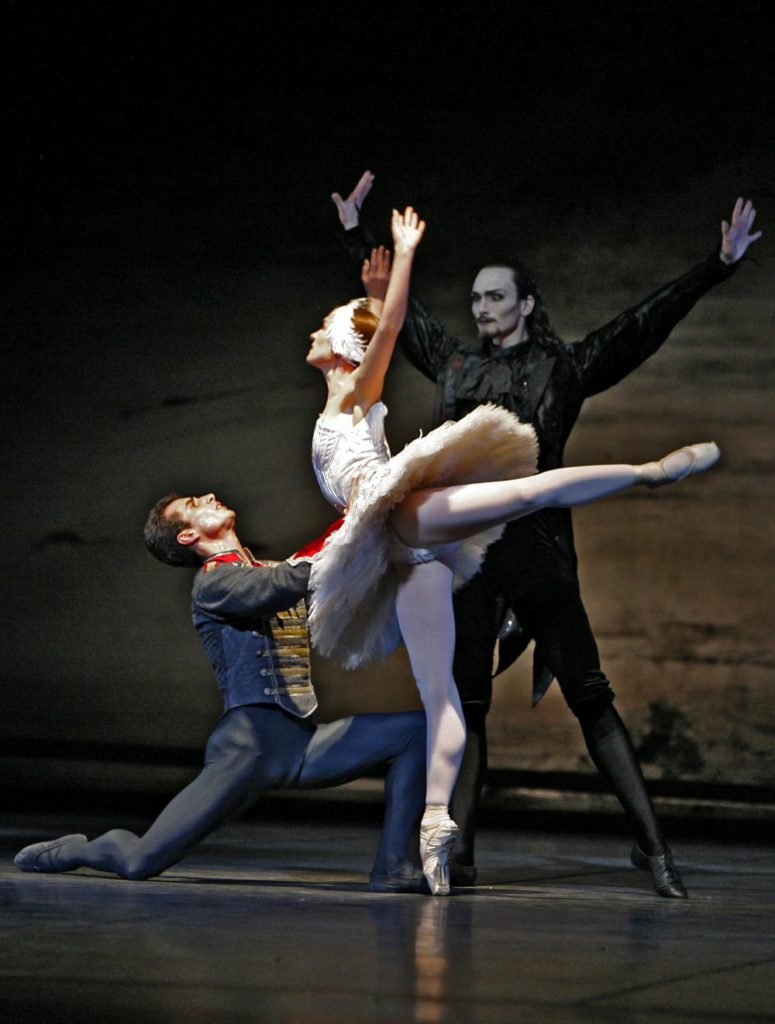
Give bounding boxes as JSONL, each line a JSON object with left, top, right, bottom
{"left": 420, "top": 816, "right": 459, "bottom": 896}
{"left": 637, "top": 442, "right": 720, "bottom": 488}
{"left": 369, "top": 863, "right": 430, "bottom": 894}
{"left": 14, "top": 834, "right": 87, "bottom": 872}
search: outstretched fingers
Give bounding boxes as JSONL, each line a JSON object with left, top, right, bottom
{"left": 361, "top": 246, "right": 392, "bottom": 299}
{"left": 721, "top": 196, "right": 762, "bottom": 261}
{"left": 331, "top": 170, "right": 375, "bottom": 228}
{"left": 372, "top": 245, "right": 392, "bottom": 275}
{"left": 351, "top": 169, "right": 375, "bottom": 207}
{"left": 391, "top": 206, "right": 427, "bottom": 253}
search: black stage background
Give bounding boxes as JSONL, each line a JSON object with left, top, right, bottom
{"left": 4, "top": 1, "right": 774, "bottom": 812}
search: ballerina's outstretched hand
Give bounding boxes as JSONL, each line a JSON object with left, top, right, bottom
{"left": 351, "top": 206, "right": 426, "bottom": 415}
{"left": 391, "top": 205, "right": 426, "bottom": 257}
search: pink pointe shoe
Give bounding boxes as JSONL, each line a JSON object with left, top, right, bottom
{"left": 420, "top": 815, "right": 459, "bottom": 896}
{"left": 638, "top": 442, "right": 720, "bottom": 488}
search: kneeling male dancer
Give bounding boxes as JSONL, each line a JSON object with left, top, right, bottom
{"left": 15, "top": 491, "right": 427, "bottom": 892}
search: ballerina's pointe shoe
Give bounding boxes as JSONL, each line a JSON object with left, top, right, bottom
{"left": 637, "top": 442, "right": 720, "bottom": 489}
{"left": 420, "top": 816, "right": 459, "bottom": 896}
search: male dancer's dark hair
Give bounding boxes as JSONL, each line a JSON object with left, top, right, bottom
{"left": 143, "top": 493, "right": 200, "bottom": 567}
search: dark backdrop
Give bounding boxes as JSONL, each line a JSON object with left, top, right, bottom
{"left": 4, "top": 1, "right": 774, "bottom": 800}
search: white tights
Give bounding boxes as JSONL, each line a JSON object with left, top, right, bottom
{"left": 394, "top": 552, "right": 465, "bottom": 809}
{"left": 391, "top": 463, "right": 639, "bottom": 549}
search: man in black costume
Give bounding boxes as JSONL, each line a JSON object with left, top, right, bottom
{"left": 15, "top": 492, "right": 427, "bottom": 892}
{"left": 333, "top": 173, "right": 761, "bottom": 897}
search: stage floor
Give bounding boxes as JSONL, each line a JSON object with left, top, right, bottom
{"left": 2, "top": 810, "right": 774, "bottom": 1023}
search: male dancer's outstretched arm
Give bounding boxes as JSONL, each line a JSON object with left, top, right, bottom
{"left": 334, "top": 173, "right": 761, "bottom": 399}
{"left": 571, "top": 197, "right": 760, "bottom": 396}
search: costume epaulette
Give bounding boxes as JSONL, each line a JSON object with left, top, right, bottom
{"left": 202, "top": 551, "right": 250, "bottom": 572}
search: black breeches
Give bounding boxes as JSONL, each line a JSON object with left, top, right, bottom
{"left": 449, "top": 517, "right": 664, "bottom": 855}
{"left": 452, "top": 516, "right": 614, "bottom": 715}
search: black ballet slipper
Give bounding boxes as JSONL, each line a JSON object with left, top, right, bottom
{"left": 369, "top": 866, "right": 429, "bottom": 894}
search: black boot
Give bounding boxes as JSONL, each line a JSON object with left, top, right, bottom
{"left": 631, "top": 844, "right": 688, "bottom": 899}
{"left": 449, "top": 704, "right": 489, "bottom": 885}
{"left": 576, "top": 701, "right": 690, "bottom": 897}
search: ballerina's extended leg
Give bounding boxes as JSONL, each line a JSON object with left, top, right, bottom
{"left": 390, "top": 442, "right": 720, "bottom": 548}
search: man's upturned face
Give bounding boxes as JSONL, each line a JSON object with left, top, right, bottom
{"left": 165, "top": 493, "right": 234, "bottom": 543}
{"left": 471, "top": 266, "right": 524, "bottom": 344}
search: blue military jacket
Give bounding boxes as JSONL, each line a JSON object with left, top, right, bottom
{"left": 192, "top": 552, "right": 317, "bottom": 718}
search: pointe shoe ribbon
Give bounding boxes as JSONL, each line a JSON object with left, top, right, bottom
{"left": 420, "top": 817, "right": 459, "bottom": 897}
{"left": 630, "top": 844, "right": 688, "bottom": 898}
{"left": 639, "top": 442, "right": 720, "bottom": 488}
{"left": 14, "top": 834, "right": 86, "bottom": 872}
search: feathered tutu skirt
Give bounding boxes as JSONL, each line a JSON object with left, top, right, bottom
{"left": 309, "top": 403, "right": 538, "bottom": 668}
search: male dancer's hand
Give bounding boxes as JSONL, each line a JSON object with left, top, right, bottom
{"left": 720, "top": 197, "right": 762, "bottom": 263}
{"left": 332, "top": 169, "right": 375, "bottom": 229}
{"left": 361, "top": 245, "right": 391, "bottom": 306}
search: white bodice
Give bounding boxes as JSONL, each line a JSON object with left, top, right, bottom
{"left": 311, "top": 402, "right": 391, "bottom": 512}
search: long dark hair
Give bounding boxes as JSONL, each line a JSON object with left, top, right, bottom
{"left": 480, "top": 259, "right": 562, "bottom": 350}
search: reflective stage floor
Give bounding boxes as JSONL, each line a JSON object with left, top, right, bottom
{"left": 2, "top": 810, "right": 774, "bottom": 1023}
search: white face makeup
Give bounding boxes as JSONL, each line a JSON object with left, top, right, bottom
{"left": 471, "top": 266, "right": 533, "bottom": 347}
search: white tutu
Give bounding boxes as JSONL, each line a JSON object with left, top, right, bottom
{"left": 309, "top": 403, "right": 538, "bottom": 669}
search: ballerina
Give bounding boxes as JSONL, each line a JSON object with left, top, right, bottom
{"left": 306, "top": 206, "right": 719, "bottom": 895}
